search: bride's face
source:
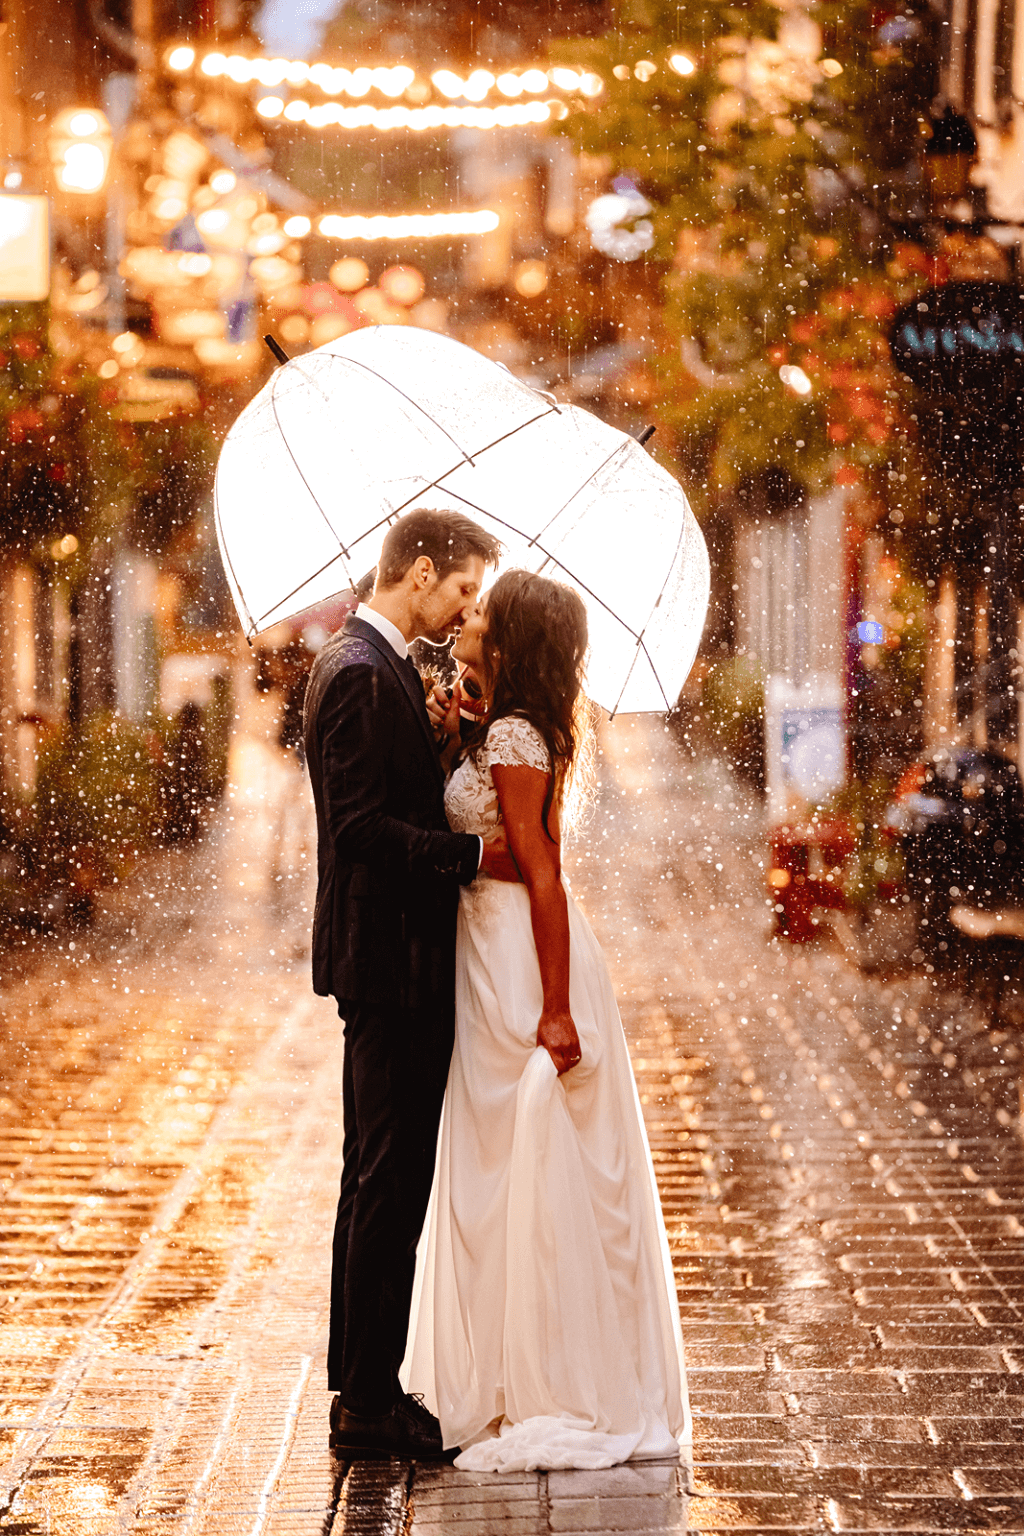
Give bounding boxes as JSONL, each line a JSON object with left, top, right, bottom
{"left": 452, "top": 591, "right": 489, "bottom": 675}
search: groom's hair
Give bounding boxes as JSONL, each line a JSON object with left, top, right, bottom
{"left": 376, "top": 508, "right": 502, "bottom": 589}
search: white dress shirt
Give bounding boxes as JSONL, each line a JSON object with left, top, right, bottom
{"left": 355, "top": 602, "right": 408, "bottom": 659}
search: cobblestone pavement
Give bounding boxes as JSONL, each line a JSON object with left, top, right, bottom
{"left": 1, "top": 701, "right": 1022, "bottom": 1535}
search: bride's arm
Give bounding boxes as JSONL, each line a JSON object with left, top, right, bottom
{"left": 491, "top": 764, "right": 581, "bottom": 1076}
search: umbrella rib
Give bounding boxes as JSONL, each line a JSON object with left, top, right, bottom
{"left": 608, "top": 511, "right": 689, "bottom": 716}
{"left": 240, "top": 381, "right": 561, "bottom": 633}
{"left": 439, "top": 485, "right": 679, "bottom": 714}
{"left": 253, "top": 547, "right": 352, "bottom": 631}
{"left": 525, "top": 438, "right": 634, "bottom": 550}
{"left": 608, "top": 636, "right": 670, "bottom": 720}
{"left": 269, "top": 364, "right": 351, "bottom": 557}
{"left": 388, "top": 405, "right": 563, "bottom": 515}
{"left": 437, "top": 489, "right": 645, "bottom": 639}
{"left": 322, "top": 353, "right": 481, "bottom": 467}
{"left": 213, "top": 485, "right": 256, "bottom": 639}
{"left": 316, "top": 404, "right": 565, "bottom": 552}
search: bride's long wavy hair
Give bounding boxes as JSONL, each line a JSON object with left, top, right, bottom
{"left": 468, "top": 569, "right": 595, "bottom": 838}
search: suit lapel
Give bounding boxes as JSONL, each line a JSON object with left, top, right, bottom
{"left": 345, "top": 616, "right": 444, "bottom": 788}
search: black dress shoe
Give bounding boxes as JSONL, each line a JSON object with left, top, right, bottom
{"left": 329, "top": 1392, "right": 453, "bottom": 1460}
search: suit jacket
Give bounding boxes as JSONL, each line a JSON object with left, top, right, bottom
{"left": 303, "top": 614, "right": 480, "bottom": 1010}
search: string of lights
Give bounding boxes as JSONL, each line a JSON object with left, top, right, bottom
{"left": 175, "top": 210, "right": 502, "bottom": 242}
{"left": 255, "top": 97, "right": 563, "bottom": 130}
{"left": 165, "top": 46, "right": 602, "bottom": 106}
{"left": 316, "top": 210, "right": 500, "bottom": 239}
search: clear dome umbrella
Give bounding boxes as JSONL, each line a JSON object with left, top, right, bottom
{"left": 214, "top": 326, "right": 709, "bottom": 715}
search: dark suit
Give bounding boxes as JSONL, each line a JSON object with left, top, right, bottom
{"left": 304, "top": 614, "right": 479, "bottom": 1412}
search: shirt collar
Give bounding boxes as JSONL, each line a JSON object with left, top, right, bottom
{"left": 355, "top": 602, "right": 409, "bottom": 660}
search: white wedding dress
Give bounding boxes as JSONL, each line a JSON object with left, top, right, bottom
{"left": 402, "top": 716, "right": 690, "bottom": 1473}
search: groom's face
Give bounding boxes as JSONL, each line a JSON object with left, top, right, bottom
{"left": 413, "top": 556, "right": 485, "bottom": 645}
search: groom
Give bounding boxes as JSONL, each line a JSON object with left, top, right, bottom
{"left": 303, "top": 508, "right": 507, "bottom": 1460}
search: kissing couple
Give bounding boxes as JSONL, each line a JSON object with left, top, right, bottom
{"left": 304, "top": 508, "right": 690, "bottom": 1472}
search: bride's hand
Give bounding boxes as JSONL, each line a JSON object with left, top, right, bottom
{"left": 537, "top": 1010, "right": 581, "bottom": 1076}
{"left": 427, "top": 681, "right": 461, "bottom": 740}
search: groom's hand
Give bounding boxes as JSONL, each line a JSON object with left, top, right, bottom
{"left": 537, "top": 1009, "right": 582, "bottom": 1076}
{"left": 479, "top": 828, "right": 521, "bottom": 883}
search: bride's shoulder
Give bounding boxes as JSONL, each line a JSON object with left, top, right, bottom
{"left": 485, "top": 715, "right": 550, "bottom": 772}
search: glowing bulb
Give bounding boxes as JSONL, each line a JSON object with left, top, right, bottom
{"left": 520, "top": 68, "right": 548, "bottom": 93}
{"left": 68, "top": 111, "right": 101, "bottom": 136}
{"left": 514, "top": 260, "right": 547, "bottom": 297}
{"left": 779, "top": 364, "right": 812, "bottom": 395}
{"left": 669, "top": 53, "right": 696, "bottom": 76}
{"left": 284, "top": 215, "right": 311, "bottom": 237}
{"left": 432, "top": 69, "right": 465, "bottom": 98}
{"left": 256, "top": 96, "right": 284, "bottom": 118}
{"left": 167, "top": 46, "right": 195, "bottom": 71}
{"left": 634, "top": 60, "right": 657, "bottom": 81}
{"left": 209, "top": 169, "right": 236, "bottom": 193}
{"left": 59, "top": 143, "right": 106, "bottom": 191}
{"left": 201, "top": 52, "right": 226, "bottom": 76}
{"left": 380, "top": 264, "right": 425, "bottom": 305}
{"left": 820, "top": 58, "right": 843, "bottom": 77}
{"left": 497, "top": 72, "right": 523, "bottom": 96}
{"left": 464, "top": 69, "right": 495, "bottom": 101}
{"left": 197, "top": 208, "right": 230, "bottom": 234}
{"left": 330, "top": 256, "right": 369, "bottom": 290}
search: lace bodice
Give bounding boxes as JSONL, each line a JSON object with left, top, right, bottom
{"left": 445, "top": 717, "right": 551, "bottom": 839}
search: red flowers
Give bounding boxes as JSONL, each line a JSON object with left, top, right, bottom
{"left": 6, "top": 407, "right": 45, "bottom": 443}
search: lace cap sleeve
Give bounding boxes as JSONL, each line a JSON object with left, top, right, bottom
{"left": 485, "top": 716, "right": 550, "bottom": 773}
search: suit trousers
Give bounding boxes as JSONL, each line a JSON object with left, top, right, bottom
{"left": 328, "top": 996, "right": 454, "bottom": 1413}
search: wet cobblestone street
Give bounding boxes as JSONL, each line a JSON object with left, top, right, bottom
{"left": 1, "top": 702, "right": 1023, "bottom": 1534}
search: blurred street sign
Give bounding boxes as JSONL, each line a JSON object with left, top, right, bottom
{"left": 766, "top": 673, "right": 846, "bottom": 822}
{"left": 0, "top": 195, "right": 50, "bottom": 302}
{"left": 890, "top": 281, "right": 1024, "bottom": 405}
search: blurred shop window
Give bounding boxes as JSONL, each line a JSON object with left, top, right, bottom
{"left": 0, "top": 195, "right": 50, "bottom": 302}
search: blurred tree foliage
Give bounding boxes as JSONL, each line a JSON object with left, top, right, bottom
{"left": 0, "top": 304, "right": 130, "bottom": 556}
{"left": 0, "top": 303, "right": 217, "bottom": 566}
{"left": 33, "top": 713, "right": 164, "bottom": 883}
{"left": 553, "top": 0, "right": 940, "bottom": 499}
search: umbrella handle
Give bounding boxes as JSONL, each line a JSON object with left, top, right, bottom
{"left": 264, "top": 334, "right": 289, "bottom": 367}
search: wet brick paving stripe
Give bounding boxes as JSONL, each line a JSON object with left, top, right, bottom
{"left": 0, "top": 716, "right": 1022, "bottom": 1533}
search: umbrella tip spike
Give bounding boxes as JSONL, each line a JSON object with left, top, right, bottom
{"left": 635, "top": 424, "right": 656, "bottom": 447}
{"left": 265, "top": 334, "right": 290, "bottom": 367}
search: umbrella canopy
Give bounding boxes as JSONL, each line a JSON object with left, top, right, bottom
{"left": 214, "top": 326, "right": 709, "bottom": 714}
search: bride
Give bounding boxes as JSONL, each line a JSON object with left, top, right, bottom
{"left": 403, "top": 569, "right": 690, "bottom": 1473}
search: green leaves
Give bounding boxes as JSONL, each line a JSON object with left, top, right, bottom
{"left": 555, "top": 0, "right": 933, "bottom": 497}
